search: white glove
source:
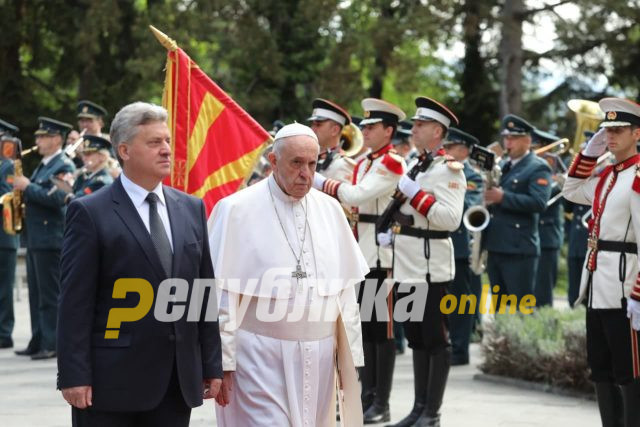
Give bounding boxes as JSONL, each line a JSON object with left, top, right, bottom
{"left": 627, "top": 298, "right": 640, "bottom": 331}
{"left": 377, "top": 231, "right": 393, "bottom": 247}
{"left": 398, "top": 175, "right": 421, "bottom": 199}
{"left": 313, "top": 173, "right": 326, "bottom": 190}
{"left": 582, "top": 128, "right": 607, "bottom": 157}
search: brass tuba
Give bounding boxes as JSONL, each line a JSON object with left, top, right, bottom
{"left": 1, "top": 141, "right": 36, "bottom": 235}
{"left": 340, "top": 123, "right": 364, "bottom": 158}
{"left": 567, "top": 99, "right": 604, "bottom": 152}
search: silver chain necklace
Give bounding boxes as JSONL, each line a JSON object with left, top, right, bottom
{"left": 268, "top": 179, "right": 309, "bottom": 285}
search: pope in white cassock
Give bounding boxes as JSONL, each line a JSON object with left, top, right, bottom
{"left": 208, "top": 123, "right": 369, "bottom": 427}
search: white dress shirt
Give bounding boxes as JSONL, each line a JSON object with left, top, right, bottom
{"left": 120, "top": 172, "right": 173, "bottom": 251}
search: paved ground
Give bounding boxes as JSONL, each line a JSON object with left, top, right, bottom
{"left": 0, "top": 292, "right": 600, "bottom": 426}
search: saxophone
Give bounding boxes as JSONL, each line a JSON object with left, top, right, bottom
{"left": 1, "top": 141, "right": 36, "bottom": 235}
{"left": 463, "top": 145, "right": 501, "bottom": 275}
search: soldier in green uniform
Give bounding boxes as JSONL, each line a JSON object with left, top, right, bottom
{"left": 0, "top": 120, "right": 20, "bottom": 349}
{"left": 12, "top": 117, "right": 75, "bottom": 360}
{"left": 484, "top": 115, "right": 552, "bottom": 302}
{"left": 531, "top": 128, "right": 566, "bottom": 307}
{"left": 68, "top": 135, "right": 114, "bottom": 200}
{"left": 444, "top": 128, "right": 484, "bottom": 366}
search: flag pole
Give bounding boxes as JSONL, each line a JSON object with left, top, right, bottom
{"left": 149, "top": 25, "right": 178, "bottom": 52}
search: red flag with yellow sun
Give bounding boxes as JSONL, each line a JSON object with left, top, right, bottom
{"left": 151, "top": 26, "right": 271, "bottom": 214}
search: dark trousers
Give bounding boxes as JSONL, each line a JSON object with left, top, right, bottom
{"left": 470, "top": 273, "right": 482, "bottom": 330}
{"left": 72, "top": 366, "right": 191, "bottom": 427}
{"left": 587, "top": 308, "right": 640, "bottom": 384}
{"left": 487, "top": 252, "right": 537, "bottom": 301}
{"left": 534, "top": 248, "right": 559, "bottom": 307}
{"left": 449, "top": 260, "right": 473, "bottom": 361}
{"left": 400, "top": 282, "right": 451, "bottom": 353}
{"left": 26, "top": 249, "right": 60, "bottom": 351}
{"left": 0, "top": 249, "right": 17, "bottom": 341}
{"left": 568, "top": 256, "right": 585, "bottom": 307}
{"left": 358, "top": 268, "right": 393, "bottom": 343}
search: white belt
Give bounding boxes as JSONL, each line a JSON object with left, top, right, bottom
{"left": 239, "top": 297, "right": 337, "bottom": 341}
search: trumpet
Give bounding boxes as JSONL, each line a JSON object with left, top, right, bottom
{"left": 64, "top": 129, "right": 87, "bottom": 158}
{"left": 340, "top": 123, "right": 364, "bottom": 158}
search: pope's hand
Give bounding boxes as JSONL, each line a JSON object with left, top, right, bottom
{"left": 627, "top": 298, "right": 640, "bottom": 331}
{"left": 582, "top": 128, "right": 607, "bottom": 157}
{"left": 377, "top": 231, "right": 393, "bottom": 247}
{"left": 313, "top": 173, "right": 326, "bottom": 190}
{"left": 215, "top": 371, "right": 234, "bottom": 407}
{"left": 398, "top": 175, "right": 420, "bottom": 199}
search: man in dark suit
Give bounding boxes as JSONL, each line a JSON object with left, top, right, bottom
{"left": 58, "top": 102, "right": 222, "bottom": 427}
{"left": 484, "top": 115, "right": 552, "bottom": 301}
{"left": 13, "top": 117, "right": 76, "bottom": 359}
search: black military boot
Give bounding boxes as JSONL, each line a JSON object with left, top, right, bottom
{"left": 364, "top": 340, "right": 396, "bottom": 424}
{"left": 594, "top": 382, "right": 624, "bottom": 427}
{"left": 415, "top": 347, "right": 451, "bottom": 427}
{"left": 361, "top": 341, "right": 377, "bottom": 412}
{"left": 620, "top": 381, "right": 640, "bottom": 427}
{"left": 385, "top": 348, "right": 428, "bottom": 427}
{"left": 14, "top": 338, "right": 39, "bottom": 356}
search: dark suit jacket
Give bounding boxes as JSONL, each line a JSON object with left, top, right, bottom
{"left": 485, "top": 151, "right": 552, "bottom": 256}
{"left": 58, "top": 177, "right": 222, "bottom": 412}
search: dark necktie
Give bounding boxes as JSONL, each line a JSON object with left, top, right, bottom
{"left": 146, "top": 192, "right": 173, "bottom": 276}
{"left": 502, "top": 160, "right": 512, "bottom": 175}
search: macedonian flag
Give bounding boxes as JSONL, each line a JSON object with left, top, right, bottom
{"left": 151, "top": 26, "right": 270, "bottom": 213}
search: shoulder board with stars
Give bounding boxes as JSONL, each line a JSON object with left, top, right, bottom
{"left": 633, "top": 164, "right": 640, "bottom": 193}
{"left": 381, "top": 152, "right": 404, "bottom": 175}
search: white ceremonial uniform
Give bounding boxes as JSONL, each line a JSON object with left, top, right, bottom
{"left": 324, "top": 145, "right": 405, "bottom": 269}
{"left": 393, "top": 152, "right": 466, "bottom": 283}
{"left": 562, "top": 153, "right": 640, "bottom": 308}
{"left": 208, "top": 175, "right": 369, "bottom": 427}
{"left": 317, "top": 149, "right": 356, "bottom": 183}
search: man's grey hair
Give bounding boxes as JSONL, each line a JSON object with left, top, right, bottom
{"left": 110, "top": 102, "right": 168, "bottom": 163}
{"left": 272, "top": 135, "right": 319, "bottom": 158}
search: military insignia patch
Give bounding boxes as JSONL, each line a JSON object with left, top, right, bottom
{"left": 448, "top": 181, "right": 460, "bottom": 189}
{"left": 84, "top": 187, "right": 92, "bottom": 195}
{"left": 607, "top": 111, "right": 617, "bottom": 120}
{"left": 467, "top": 181, "right": 477, "bottom": 190}
{"left": 83, "top": 106, "right": 89, "bottom": 113}
{"left": 508, "top": 121, "right": 514, "bottom": 128}
{"left": 364, "top": 111, "right": 371, "bottom": 118}
{"left": 6, "top": 175, "right": 14, "bottom": 184}
{"left": 536, "top": 178, "right": 549, "bottom": 185}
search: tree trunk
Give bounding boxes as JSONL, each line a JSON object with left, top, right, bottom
{"left": 499, "top": 0, "right": 525, "bottom": 116}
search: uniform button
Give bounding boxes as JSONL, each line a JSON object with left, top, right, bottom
{"left": 168, "top": 334, "right": 176, "bottom": 341}
{"left": 540, "top": 220, "right": 545, "bottom": 225}
{"left": 43, "top": 220, "right": 48, "bottom": 225}
{"left": 515, "top": 224, "right": 520, "bottom": 228}
{"left": 576, "top": 226, "right": 580, "bottom": 229}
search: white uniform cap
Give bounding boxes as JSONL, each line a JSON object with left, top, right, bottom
{"left": 360, "top": 98, "right": 406, "bottom": 126}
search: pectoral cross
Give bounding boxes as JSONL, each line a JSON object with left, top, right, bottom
{"left": 292, "top": 263, "right": 307, "bottom": 284}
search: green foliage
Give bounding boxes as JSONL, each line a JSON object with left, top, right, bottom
{"left": 481, "top": 306, "right": 592, "bottom": 394}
